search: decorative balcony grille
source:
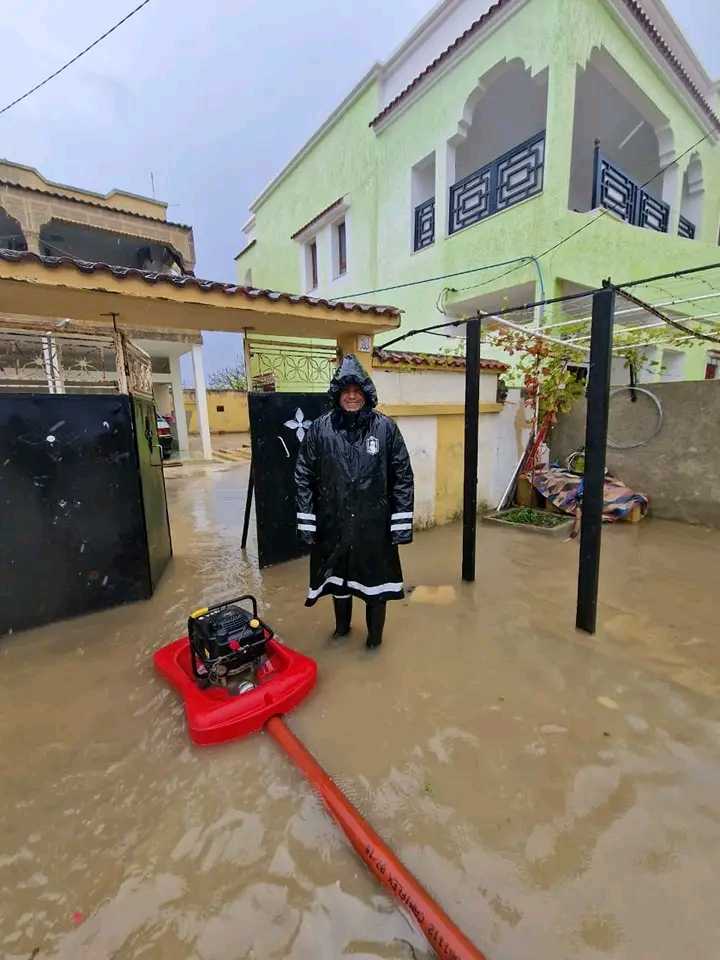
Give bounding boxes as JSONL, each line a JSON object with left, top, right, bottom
{"left": 592, "top": 145, "right": 670, "bottom": 234}
{"left": 678, "top": 215, "right": 696, "bottom": 240}
{"left": 0, "top": 329, "right": 121, "bottom": 393}
{"left": 413, "top": 197, "right": 435, "bottom": 251}
{"left": 448, "top": 130, "right": 545, "bottom": 235}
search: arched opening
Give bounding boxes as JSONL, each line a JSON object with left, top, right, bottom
{"left": 448, "top": 60, "right": 548, "bottom": 234}
{"left": 569, "top": 48, "right": 674, "bottom": 231}
{"left": 679, "top": 153, "right": 703, "bottom": 239}
{"left": 38, "top": 219, "right": 186, "bottom": 271}
{"left": 0, "top": 206, "right": 27, "bottom": 251}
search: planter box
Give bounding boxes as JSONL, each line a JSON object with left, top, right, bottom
{"left": 482, "top": 508, "right": 574, "bottom": 538}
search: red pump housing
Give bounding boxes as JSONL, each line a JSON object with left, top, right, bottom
{"left": 153, "top": 636, "right": 317, "bottom": 746}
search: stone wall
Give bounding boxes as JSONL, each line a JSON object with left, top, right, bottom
{"left": 552, "top": 380, "right": 720, "bottom": 527}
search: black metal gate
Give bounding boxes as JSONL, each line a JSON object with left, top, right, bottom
{"left": 0, "top": 393, "right": 171, "bottom": 635}
{"left": 248, "top": 392, "right": 329, "bottom": 567}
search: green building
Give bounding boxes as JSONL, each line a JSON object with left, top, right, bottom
{"left": 237, "top": 0, "right": 720, "bottom": 389}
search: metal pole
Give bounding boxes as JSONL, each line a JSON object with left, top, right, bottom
{"left": 241, "top": 460, "right": 254, "bottom": 550}
{"left": 576, "top": 286, "right": 615, "bottom": 634}
{"left": 462, "top": 317, "right": 481, "bottom": 582}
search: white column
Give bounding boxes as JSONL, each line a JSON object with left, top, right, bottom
{"left": 170, "top": 355, "right": 189, "bottom": 454}
{"left": 191, "top": 344, "right": 212, "bottom": 460}
{"left": 436, "top": 140, "right": 455, "bottom": 241}
{"left": 243, "top": 332, "right": 253, "bottom": 390}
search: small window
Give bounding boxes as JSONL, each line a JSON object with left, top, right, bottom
{"left": 336, "top": 220, "right": 347, "bottom": 276}
{"left": 306, "top": 240, "right": 318, "bottom": 290}
{"left": 216, "top": 404, "right": 225, "bottom": 412}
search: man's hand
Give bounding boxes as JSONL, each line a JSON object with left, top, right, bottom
{"left": 299, "top": 529, "right": 316, "bottom": 546}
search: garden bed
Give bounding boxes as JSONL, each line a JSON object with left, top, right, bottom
{"left": 482, "top": 507, "right": 573, "bottom": 538}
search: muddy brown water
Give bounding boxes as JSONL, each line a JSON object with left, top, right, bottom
{"left": 2, "top": 461, "right": 719, "bottom": 959}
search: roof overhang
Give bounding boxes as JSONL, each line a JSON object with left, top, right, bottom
{"left": 0, "top": 253, "right": 400, "bottom": 339}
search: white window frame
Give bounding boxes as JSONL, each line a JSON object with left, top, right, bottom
{"left": 304, "top": 239, "right": 319, "bottom": 292}
{"left": 331, "top": 215, "right": 350, "bottom": 280}
{"left": 294, "top": 197, "right": 350, "bottom": 294}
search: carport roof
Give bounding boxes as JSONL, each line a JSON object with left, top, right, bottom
{"left": 0, "top": 249, "right": 401, "bottom": 338}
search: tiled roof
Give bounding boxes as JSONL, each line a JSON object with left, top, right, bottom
{"left": 370, "top": 0, "right": 514, "bottom": 128}
{"left": 290, "top": 198, "right": 344, "bottom": 240}
{"left": 0, "top": 178, "right": 192, "bottom": 230}
{"left": 619, "top": 0, "right": 720, "bottom": 131}
{"left": 370, "top": 0, "right": 720, "bottom": 132}
{"left": 374, "top": 347, "right": 507, "bottom": 371}
{"left": 0, "top": 248, "right": 400, "bottom": 318}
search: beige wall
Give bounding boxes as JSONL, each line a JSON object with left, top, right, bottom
{"left": 184, "top": 389, "right": 249, "bottom": 434}
{"left": 0, "top": 160, "right": 167, "bottom": 218}
{"left": 0, "top": 163, "right": 195, "bottom": 269}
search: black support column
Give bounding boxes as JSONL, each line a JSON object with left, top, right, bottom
{"left": 576, "top": 286, "right": 615, "bottom": 634}
{"left": 462, "top": 316, "right": 481, "bottom": 582}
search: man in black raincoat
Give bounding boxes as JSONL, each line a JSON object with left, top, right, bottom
{"left": 295, "top": 354, "right": 414, "bottom": 648}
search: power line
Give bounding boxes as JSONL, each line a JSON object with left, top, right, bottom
{"left": 333, "top": 133, "right": 708, "bottom": 315}
{"left": 0, "top": 0, "right": 153, "bottom": 117}
{"left": 455, "top": 133, "right": 709, "bottom": 294}
{"left": 328, "top": 256, "right": 536, "bottom": 303}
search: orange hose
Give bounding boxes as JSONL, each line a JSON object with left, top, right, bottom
{"left": 266, "top": 716, "right": 488, "bottom": 960}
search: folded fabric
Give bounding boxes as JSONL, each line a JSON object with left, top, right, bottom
{"left": 527, "top": 467, "right": 648, "bottom": 522}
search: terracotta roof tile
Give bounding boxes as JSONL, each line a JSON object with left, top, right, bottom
{"left": 370, "top": 0, "right": 720, "bottom": 132}
{"left": 0, "top": 248, "right": 400, "bottom": 318}
{"left": 290, "top": 197, "right": 344, "bottom": 240}
{"left": 0, "top": 178, "right": 192, "bottom": 230}
{"left": 373, "top": 347, "right": 507, "bottom": 371}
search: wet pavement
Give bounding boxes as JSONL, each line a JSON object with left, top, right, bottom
{"left": 1, "top": 461, "right": 719, "bottom": 959}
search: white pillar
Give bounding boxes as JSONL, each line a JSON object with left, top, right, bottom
{"left": 191, "top": 344, "right": 212, "bottom": 460}
{"left": 170, "top": 355, "right": 189, "bottom": 454}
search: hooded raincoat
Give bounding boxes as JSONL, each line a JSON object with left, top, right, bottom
{"left": 295, "top": 355, "right": 414, "bottom": 607}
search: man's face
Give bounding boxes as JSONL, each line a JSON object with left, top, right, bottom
{"left": 339, "top": 384, "right": 366, "bottom": 413}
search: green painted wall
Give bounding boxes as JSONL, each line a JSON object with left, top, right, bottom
{"left": 240, "top": 0, "right": 720, "bottom": 387}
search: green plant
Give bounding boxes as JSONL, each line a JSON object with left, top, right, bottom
{"left": 488, "top": 327, "right": 584, "bottom": 419}
{"left": 497, "top": 507, "right": 567, "bottom": 528}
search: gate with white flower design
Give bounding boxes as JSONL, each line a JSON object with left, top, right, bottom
{"left": 247, "top": 392, "right": 329, "bottom": 567}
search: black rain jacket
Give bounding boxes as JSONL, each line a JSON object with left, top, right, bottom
{"left": 295, "top": 355, "right": 414, "bottom": 606}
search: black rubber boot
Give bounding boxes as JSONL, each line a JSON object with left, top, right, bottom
{"left": 332, "top": 596, "right": 353, "bottom": 638}
{"left": 365, "top": 601, "right": 386, "bottom": 649}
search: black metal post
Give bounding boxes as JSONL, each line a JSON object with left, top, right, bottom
{"left": 241, "top": 460, "right": 255, "bottom": 550}
{"left": 591, "top": 139, "right": 601, "bottom": 210}
{"left": 576, "top": 286, "right": 615, "bottom": 634}
{"left": 462, "top": 316, "right": 481, "bottom": 582}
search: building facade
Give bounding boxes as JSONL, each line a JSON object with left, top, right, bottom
{"left": 0, "top": 159, "right": 213, "bottom": 457}
{"left": 238, "top": 0, "right": 720, "bottom": 386}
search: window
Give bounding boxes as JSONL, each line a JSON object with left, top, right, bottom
{"left": 216, "top": 405, "right": 225, "bottom": 412}
{"left": 334, "top": 219, "right": 347, "bottom": 278}
{"left": 411, "top": 152, "right": 436, "bottom": 250}
{"left": 706, "top": 353, "right": 720, "bottom": 380}
{"left": 306, "top": 240, "right": 318, "bottom": 290}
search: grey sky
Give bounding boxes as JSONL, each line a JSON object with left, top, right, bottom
{"left": 2, "top": 0, "right": 718, "bottom": 378}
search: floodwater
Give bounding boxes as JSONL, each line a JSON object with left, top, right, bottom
{"left": 2, "top": 461, "right": 719, "bottom": 959}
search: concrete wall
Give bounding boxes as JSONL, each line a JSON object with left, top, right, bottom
{"left": 372, "top": 366, "right": 498, "bottom": 403}
{"left": 387, "top": 395, "right": 530, "bottom": 527}
{"left": 551, "top": 380, "right": 720, "bottom": 527}
{"left": 184, "top": 389, "right": 249, "bottom": 434}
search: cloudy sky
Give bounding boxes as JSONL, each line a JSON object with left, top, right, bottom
{"left": 2, "top": 0, "right": 718, "bottom": 377}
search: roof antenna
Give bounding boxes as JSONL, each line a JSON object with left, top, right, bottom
{"left": 149, "top": 171, "right": 156, "bottom": 198}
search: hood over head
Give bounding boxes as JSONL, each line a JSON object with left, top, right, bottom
{"left": 328, "top": 354, "right": 378, "bottom": 408}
